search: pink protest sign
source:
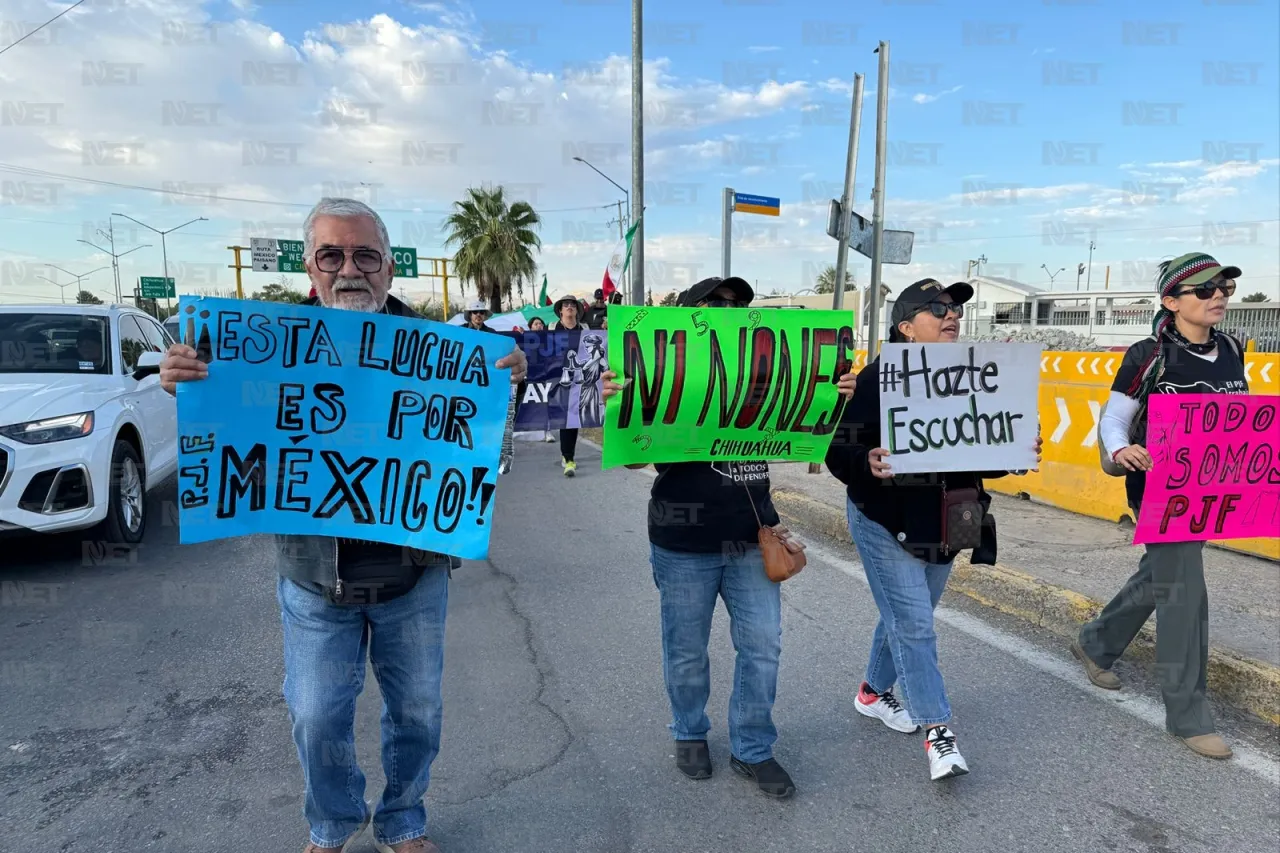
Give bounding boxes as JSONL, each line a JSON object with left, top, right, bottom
{"left": 1134, "top": 393, "right": 1280, "bottom": 545}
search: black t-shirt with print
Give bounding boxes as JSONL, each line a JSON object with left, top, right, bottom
{"left": 1112, "top": 337, "right": 1248, "bottom": 509}
{"left": 648, "top": 461, "right": 782, "bottom": 553}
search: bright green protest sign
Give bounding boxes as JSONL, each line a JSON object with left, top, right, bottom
{"left": 602, "top": 306, "right": 857, "bottom": 468}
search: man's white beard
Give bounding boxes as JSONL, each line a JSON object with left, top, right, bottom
{"left": 325, "top": 276, "right": 384, "bottom": 313}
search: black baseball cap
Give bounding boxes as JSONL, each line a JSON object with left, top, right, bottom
{"left": 890, "top": 278, "right": 974, "bottom": 329}
{"left": 594, "top": 288, "right": 604, "bottom": 299}
{"left": 677, "top": 276, "right": 755, "bottom": 307}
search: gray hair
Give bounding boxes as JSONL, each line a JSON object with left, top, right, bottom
{"left": 302, "top": 197, "right": 392, "bottom": 257}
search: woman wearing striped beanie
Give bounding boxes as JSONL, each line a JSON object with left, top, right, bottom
{"left": 1073, "top": 252, "right": 1247, "bottom": 760}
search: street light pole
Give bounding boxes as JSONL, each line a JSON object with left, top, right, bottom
{"left": 571, "top": 156, "right": 632, "bottom": 300}
{"left": 1041, "top": 264, "right": 1065, "bottom": 288}
{"left": 76, "top": 235, "right": 151, "bottom": 303}
{"left": 1085, "top": 240, "right": 1096, "bottom": 291}
{"left": 37, "top": 274, "right": 72, "bottom": 304}
{"left": 112, "top": 214, "right": 207, "bottom": 316}
{"left": 48, "top": 265, "right": 111, "bottom": 303}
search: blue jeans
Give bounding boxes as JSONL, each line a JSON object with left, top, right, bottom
{"left": 276, "top": 568, "right": 449, "bottom": 849}
{"left": 649, "top": 543, "right": 782, "bottom": 763}
{"left": 847, "top": 502, "right": 952, "bottom": 726}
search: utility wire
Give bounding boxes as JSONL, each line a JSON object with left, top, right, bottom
{"left": 0, "top": 162, "right": 620, "bottom": 214}
{"left": 0, "top": 0, "right": 89, "bottom": 57}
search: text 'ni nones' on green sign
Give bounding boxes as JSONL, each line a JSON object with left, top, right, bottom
{"left": 602, "top": 306, "right": 857, "bottom": 468}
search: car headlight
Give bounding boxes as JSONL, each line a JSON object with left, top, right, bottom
{"left": 0, "top": 412, "right": 95, "bottom": 444}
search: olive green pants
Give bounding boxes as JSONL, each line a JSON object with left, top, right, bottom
{"left": 1079, "top": 541, "right": 1215, "bottom": 738}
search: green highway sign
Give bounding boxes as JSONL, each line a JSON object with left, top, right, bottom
{"left": 271, "top": 240, "right": 417, "bottom": 277}
{"left": 139, "top": 276, "right": 175, "bottom": 299}
{"left": 278, "top": 239, "right": 305, "bottom": 273}
{"left": 391, "top": 246, "right": 418, "bottom": 278}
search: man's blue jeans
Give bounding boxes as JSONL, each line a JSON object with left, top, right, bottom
{"left": 276, "top": 568, "right": 449, "bottom": 849}
{"left": 649, "top": 543, "right": 782, "bottom": 763}
{"left": 847, "top": 502, "right": 952, "bottom": 726}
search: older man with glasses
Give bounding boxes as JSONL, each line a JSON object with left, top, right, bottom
{"left": 159, "top": 198, "right": 528, "bottom": 853}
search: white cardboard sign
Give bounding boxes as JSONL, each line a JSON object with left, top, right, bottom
{"left": 878, "top": 342, "right": 1042, "bottom": 474}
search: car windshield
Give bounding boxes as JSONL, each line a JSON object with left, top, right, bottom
{"left": 0, "top": 313, "right": 111, "bottom": 375}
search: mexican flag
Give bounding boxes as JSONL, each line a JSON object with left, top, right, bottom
{"left": 601, "top": 219, "right": 640, "bottom": 300}
{"left": 537, "top": 274, "right": 550, "bottom": 306}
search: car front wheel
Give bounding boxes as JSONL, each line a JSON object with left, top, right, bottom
{"left": 100, "top": 439, "right": 146, "bottom": 545}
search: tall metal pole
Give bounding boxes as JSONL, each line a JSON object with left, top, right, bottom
{"left": 866, "top": 41, "right": 890, "bottom": 356}
{"left": 160, "top": 232, "right": 171, "bottom": 317}
{"left": 106, "top": 222, "right": 120, "bottom": 302}
{"left": 832, "top": 73, "right": 865, "bottom": 313}
{"left": 1085, "top": 239, "right": 1095, "bottom": 291}
{"left": 630, "top": 0, "right": 644, "bottom": 307}
{"left": 721, "top": 187, "right": 734, "bottom": 278}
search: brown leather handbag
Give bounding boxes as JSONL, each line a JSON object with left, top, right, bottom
{"left": 742, "top": 480, "right": 806, "bottom": 582}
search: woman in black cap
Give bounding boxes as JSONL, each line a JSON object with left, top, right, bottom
{"left": 552, "top": 295, "right": 588, "bottom": 476}
{"left": 826, "top": 278, "right": 1041, "bottom": 782}
{"left": 600, "top": 276, "right": 857, "bottom": 800}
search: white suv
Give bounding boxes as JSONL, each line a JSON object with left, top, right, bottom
{"left": 0, "top": 304, "right": 178, "bottom": 543}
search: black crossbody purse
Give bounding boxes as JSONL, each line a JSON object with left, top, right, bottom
{"left": 940, "top": 484, "right": 985, "bottom": 556}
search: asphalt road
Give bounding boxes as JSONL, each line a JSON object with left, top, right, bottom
{"left": 2, "top": 438, "right": 1278, "bottom": 853}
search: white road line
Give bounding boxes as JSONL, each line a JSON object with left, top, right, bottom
{"left": 801, "top": 540, "right": 1280, "bottom": 785}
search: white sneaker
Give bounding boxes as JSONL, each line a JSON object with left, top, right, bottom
{"left": 543, "top": 431, "right": 556, "bottom": 442}
{"left": 854, "top": 682, "right": 919, "bottom": 733}
{"left": 924, "top": 725, "right": 969, "bottom": 781}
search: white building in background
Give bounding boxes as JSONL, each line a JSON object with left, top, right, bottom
{"left": 755, "top": 274, "right": 1280, "bottom": 352}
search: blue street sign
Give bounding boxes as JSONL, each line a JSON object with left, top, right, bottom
{"left": 732, "top": 193, "right": 780, "bottom": 216}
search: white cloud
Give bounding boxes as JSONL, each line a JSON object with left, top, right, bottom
{"left": 912, "top": 85, "right": 962, "bottom": 105}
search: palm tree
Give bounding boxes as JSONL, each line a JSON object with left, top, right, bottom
{"left": 815, "top": 264, "right": 855, "bottom": 294}
{"left": 443, "top": 185, "right": 542, "bottom": 313}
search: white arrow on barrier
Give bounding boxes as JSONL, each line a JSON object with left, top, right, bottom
{"left": 1089, "top": 357, "right": 1101, "bottom": 375}
{"left": 1076, "top": 357, "right": 1086, "bottom": 373}
{"left": 1245, "top": 362, "right": 1254, "bottom": 381}
{"left": 1082, "top": 400, "right": 1100, "bottom": 447}
{"left": 1263, "top": 362, "right": 1274, "bottom": 383}
{"left": 1041, "top": 356, "right": 1048, "bottom": 372}
{"left": 1053, "top": 356, "right": 1062, "bottom": 372}
{"left": 1050, "top": 397, "right": 1071, "bottom": 443}
{"left": 1104, "top": 359, "right": 1115, "bottom": 376}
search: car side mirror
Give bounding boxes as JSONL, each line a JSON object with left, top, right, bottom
{"left": 133, "top": 350, "right": 163, "bottom": 381}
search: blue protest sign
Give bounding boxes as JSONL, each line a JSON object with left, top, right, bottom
{"left": 513, "top": 329, "right": 607, "bottom": 431}
{"left": 173, "top": 297, "right": 512, "bottom": 559}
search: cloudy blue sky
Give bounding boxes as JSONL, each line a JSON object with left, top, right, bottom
{"left": 0, "top": 0, "right": 1276, "bottom": 307}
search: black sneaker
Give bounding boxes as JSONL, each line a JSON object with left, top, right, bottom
{"left": 729, "top": 756, "right": 795, "bottom": 799}
{"left": 674, "top": 739, "right": 712, "bottom": 779}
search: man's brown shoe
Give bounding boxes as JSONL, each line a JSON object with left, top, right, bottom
{"left": 375, "top": 837, "right": 441, "bottom": 853}
{"left": 1180, "top": 733, "right": 1233, "bottom": 760}
{"left": 1071, "top": 641, "right": 1121, "bottom": 690}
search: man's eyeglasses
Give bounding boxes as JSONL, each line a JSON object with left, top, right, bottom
{"left": 913, "top": 301, "right": 964, "bottom": 319}
{"left": 1175, "top": 280, "right": 1235, "bottom": 300}
{"left": 313, "top": 248, "right": 385, "bottom": 274}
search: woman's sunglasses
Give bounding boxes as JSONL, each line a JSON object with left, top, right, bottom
{"left": 314, "top": 248, "right": 385, "bottom": 274}
{"left": 913, "top": 301, "right": 964, "bottom": 319}
{"left": 1175, "top": 281, "right": 1236, "bottom": 300}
